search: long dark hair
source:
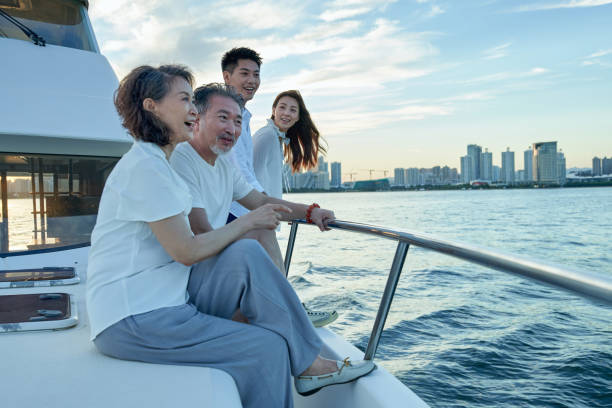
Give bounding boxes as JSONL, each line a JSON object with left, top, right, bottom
{"left": 271, "top": 90, "right": 326, "bottom": 172}
{"left": 114, "top": 64, "right": 194, "bottom": 146}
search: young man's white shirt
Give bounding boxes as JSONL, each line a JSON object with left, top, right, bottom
{"left": 170, "top": 141, "right": 253, "bottom": 229}
{"left": 229, "top": 108, "right": 264, "bottom": 217}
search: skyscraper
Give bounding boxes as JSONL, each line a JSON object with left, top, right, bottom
{"left": 557, "top": 151, "right": 566, "bottom": 185}
{"left": 460, "top": 155, "right": 473, "bottom": 184}
{"left": 533, "top": 142, "right": 558, "bottom": 184}
{"left": 331, "top": 162, "right": 342, "bottom": 187}
{"left": 602, "top": 157, "right": 612, "bottom": 175}
{"left": 317, "top": 155, "right": 328, "bottom": 173}
{"left": 593, "top": 157, "right": 602, "bottom": 176}
{"left": 501, "top": 147, "right": 515, "bottom": 184}
{"left": 480, "top": 148, "right": 493, "bottom": 181}
{"left": 493, "top": 165, "right": 501, "bottom": 182}
{"left": 524, "top": 148, "right": 533, "bottom": 182}
{"left": 393, "top": 168, "right": 405, "bottom": 186}
{"left": 406, "top": 168, "right": 420, "bottom": 186}
{"left": 467, "top": 144, "right": 482, "bottom": 181}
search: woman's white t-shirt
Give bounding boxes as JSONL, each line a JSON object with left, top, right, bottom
{"left": 253, "top": 119, "right": 288, "bottom": 200}
{"left": 86, "top": 141, "right": 192, "bottom": 340}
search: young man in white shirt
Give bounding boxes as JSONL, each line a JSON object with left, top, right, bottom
{"left": 221, "top": 48, "right": 291, "bottom": 276}
{"left": 171, "top": 83, "right": 338, "bottom": 328}
{"left": 222, "top": 47, "right": 264, "bottom": 221}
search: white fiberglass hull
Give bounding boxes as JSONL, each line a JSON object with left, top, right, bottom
{"left": 0, "top": 246, "right": 428, "bottom": 407}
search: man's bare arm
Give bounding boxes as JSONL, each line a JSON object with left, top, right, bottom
{"left": 237, "top": 190, "right": 335, "bottom": 231}
{"left": 188, "top": 207, "right": 214, "bottom": 235}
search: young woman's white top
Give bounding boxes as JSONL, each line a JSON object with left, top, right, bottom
{"left": 86, "top": 140, "right": 192, "bottom": 340}
{"left": 253, "top": 119, "right": 289, "bottom": 200}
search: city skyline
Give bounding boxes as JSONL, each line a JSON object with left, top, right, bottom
{"left": 90, "top": 1, "right": 612, "bottom": 180}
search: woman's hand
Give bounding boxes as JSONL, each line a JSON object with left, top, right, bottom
{"left": 242, "top": 203, "right": 292, "bottom": 230}
{"left": 310, "top": 207, "right": 335, "bottom": 231}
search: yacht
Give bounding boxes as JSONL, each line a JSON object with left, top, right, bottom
{"left": 0, "top": 1, "right": 427, "bottom": 406}
{"left": 1, "top": 2, "right": 610, "bottom": 408}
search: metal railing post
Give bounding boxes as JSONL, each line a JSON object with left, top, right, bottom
{"left": 364, "top": 241, "right": 410, "bottom": 360}
{"left": 284, "top": 222, "right": 299, "bottom": 274}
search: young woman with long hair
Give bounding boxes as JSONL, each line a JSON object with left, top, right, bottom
{"left": 253, "top": 90, "right": 326, "bottom": 199}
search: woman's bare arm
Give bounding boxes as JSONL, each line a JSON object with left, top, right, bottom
{"left": 148, "top": 203, "right": 291, "bottom": 266}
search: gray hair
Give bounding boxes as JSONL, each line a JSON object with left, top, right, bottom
{"left": 193, "top": 83, "right": 243, "bottom": 114}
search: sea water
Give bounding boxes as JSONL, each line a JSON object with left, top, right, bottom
{"left": 281, "top": 187, "right": 611, "bottom": 408}
{"left": 3, "top": 187, "right": 610, "bottom": 407}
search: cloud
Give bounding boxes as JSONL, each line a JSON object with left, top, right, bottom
{"left": 319, "top": 0, "right": 397, "bottom": 21}
{"left": 254, "top": 19, "right": 439, "bottom": 97}
{"left": 455, "top": 67, "right": 550, "bottom": 85}
{"left": 320, "top": 7, "right": 371, "bottom": 21}
{"left": 310, "top": 102, "right": 453, "bottom": 137}
{"left": 529, "top": 67, "right": 550, "bottom": 75}
{"left": 90, "top": 0, "right": 306, "bottom": 79}
{"left": 426, "top": 5, "right": 445, "bottom": 17}
{"left": 483, "top": 42, "right": 512, "bottom": 60}
{"left": 512, "top": 0, "right": 612, "bottom": 12}
{"left": 581, "top": 49, "right": 612, "bottom": 67}
{"left": 586, "top": 49, "right": 612, "bottom": 58}
{"left": 440, "top": 91, "right": 496, "bottom": 102}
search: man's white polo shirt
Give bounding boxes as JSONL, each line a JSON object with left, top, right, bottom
{"left": 170, "top": 141, "right": 252, "bottom": 229}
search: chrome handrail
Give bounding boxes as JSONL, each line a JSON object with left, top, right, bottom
{"left": 283, "top": 219, "right": 612, "bottom": 361}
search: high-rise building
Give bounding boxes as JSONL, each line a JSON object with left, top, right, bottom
{"left": 493, "top": 165, "right": 501, "bottom": 182}
{"left": 406, "top": 168, "right": 420, "bottom": 186}
{"left": 501, "top": 147, "right": 515, "bottom": 184}
{"left": 432, "top": 166, "right": 441, "bottom": 184}
{"left": 533, "top": 142, "right": 558, "bottom": 184}
{"left": 317, "top": 155, "right": 328, "bottom": 173}
{"left": 467, "top": 144, "right": 482, "bottom": 182}
{"left": 480, "top": 148, "right": 493, "bottom": 181}
{"left": 330, "top": 162, "right": 341, "bottom": 187}
{"left": 393, "top": 168, "right": 405, "bottom": 186}
{"left": 460, "top": 155, "right": 473, "bottom": 184}
{"left": 602, "top": 157, "right": 612, "bottom": 175}
{"left": 450, "top": 168, "right": 459, "bottom": 184}
{"left": 524, "top": 148, "right": 533, "bottom": 182}
{"left": 593, "top": 157, "right": 602, "bottom": 176}
{"left": 557, "top": 151, "right": 566, "bottom": 185}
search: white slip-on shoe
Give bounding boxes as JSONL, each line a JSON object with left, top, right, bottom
{"left": 302, "top": 303, "right": 339, "bottom": 328}
{"left": 295, "top": 358, "right": 376, "bottom": 396}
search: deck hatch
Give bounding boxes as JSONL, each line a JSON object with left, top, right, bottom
{"left": 0, "top": 293, "right": 77, "bottom": 332}
{"left": 0, "top": 267, "right": 79, "bottom": 288}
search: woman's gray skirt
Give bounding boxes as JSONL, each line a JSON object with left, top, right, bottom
{"left": 94, "top": 239, "right": 322, "bottom": 408}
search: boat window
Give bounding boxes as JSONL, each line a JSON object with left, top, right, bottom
{"left": 0, "top": 267, "right": 79, "bottom": 288}
{"left": 0, "top": 293, "right": 77, "bottom": 332}
{"left": 0, "top": 0, "right": 95, "bottom": 51}
{"left": 0, "top": 153, "right": 118, "bottom": 255}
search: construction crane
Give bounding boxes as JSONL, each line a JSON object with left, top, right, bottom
{"left": 359, "top": 169, "right": 389, "bottom": 180}
{"left": 343, "top": 172, "right": 358, "bottom": 182}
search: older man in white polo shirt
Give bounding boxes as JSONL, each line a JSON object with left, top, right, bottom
{"left": 170, "top": 83, "right": 338, "bottom": 328}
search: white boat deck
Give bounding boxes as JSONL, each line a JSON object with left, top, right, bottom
{"left": 0, "top": 246, "right": 429, "bottom": 408}
{"left": 0, "top": 247, "right": 241, "bottom": 407}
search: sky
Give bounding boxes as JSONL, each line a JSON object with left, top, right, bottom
{"left": 89, "top": 0, "right": 612, "bottom": 180}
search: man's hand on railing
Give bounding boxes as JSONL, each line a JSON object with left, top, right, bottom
{"left": 310, "top": 208, "right": 335, "bottom": 231}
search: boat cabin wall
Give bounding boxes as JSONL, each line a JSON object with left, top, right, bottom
{"left": 0, "top": 0, "right": 98, "bottom": 52}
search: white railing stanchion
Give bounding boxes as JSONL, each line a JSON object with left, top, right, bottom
{"left": 364, "top": 241, "right": 410, "bottom": 360}
{"left": 284, "top": 222, "right": 299, "bottom": 274}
